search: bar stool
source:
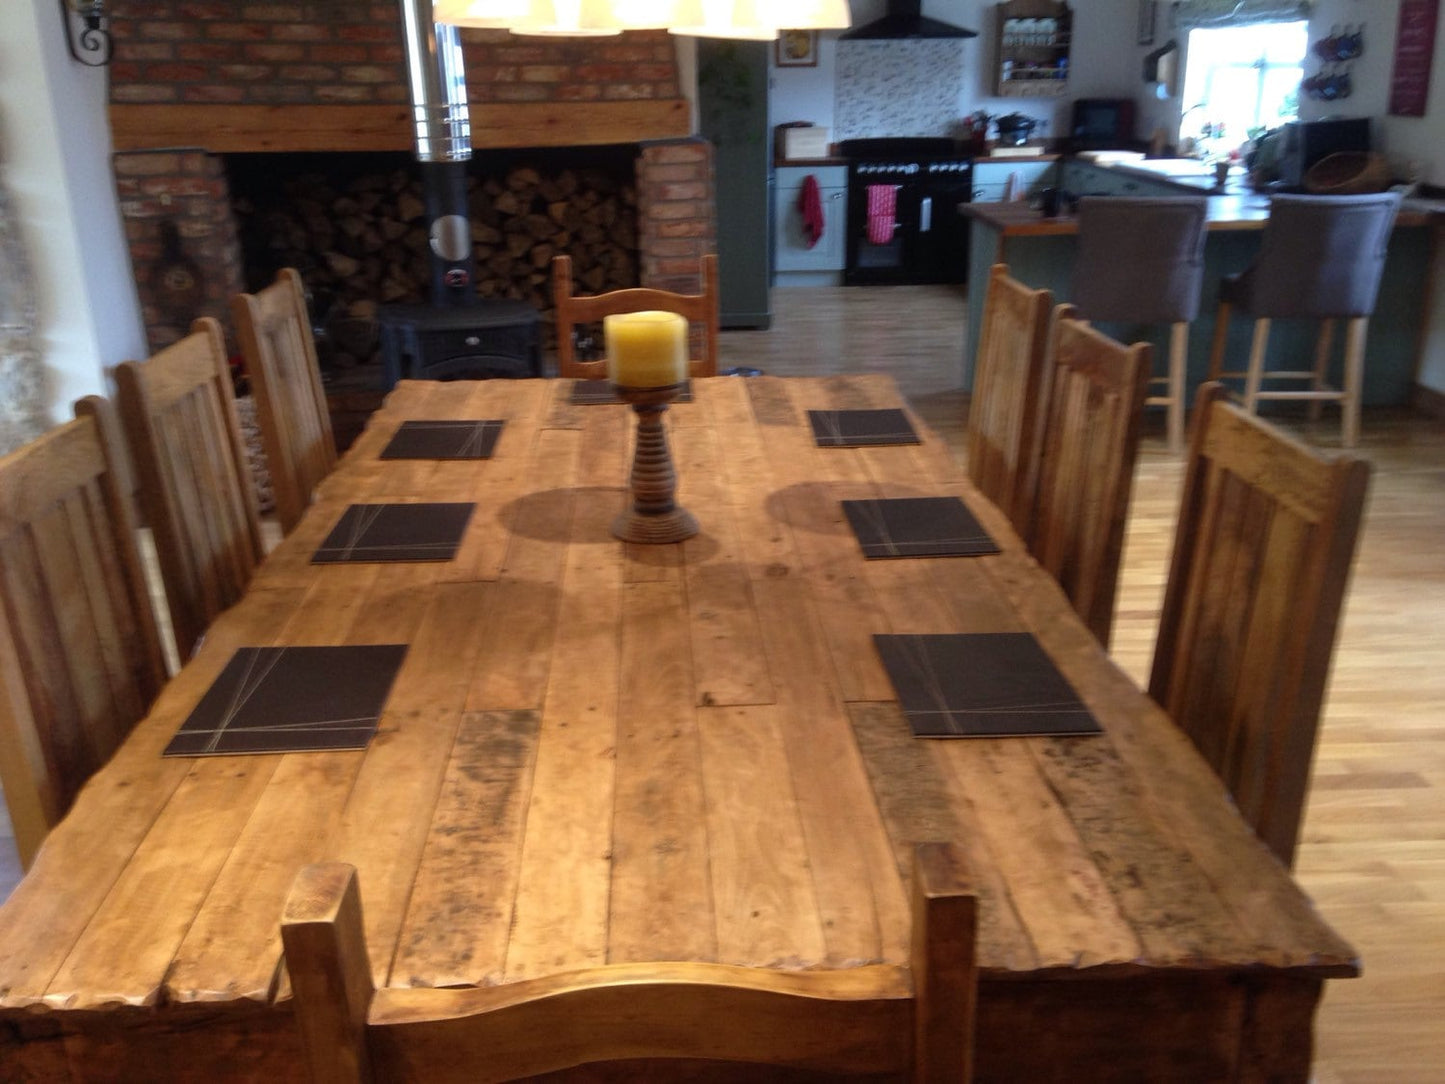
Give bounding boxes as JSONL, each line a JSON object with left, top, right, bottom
{"left": 1071, "top": 196, "right": 1208, "bottom": 453}
{"left": 1205, "top": 192, "right": 1401, "bottom": 448}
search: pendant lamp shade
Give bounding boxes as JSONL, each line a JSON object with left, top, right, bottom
{"left": 434, "top": 0, "right": 850, "bottom": 36}
{"left": 669, "top": 0, "right": 850, "bottom": 36}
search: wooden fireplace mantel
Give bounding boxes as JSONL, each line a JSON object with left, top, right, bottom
{"left": 109, "top": 100, "right": 692, "bottom": 154}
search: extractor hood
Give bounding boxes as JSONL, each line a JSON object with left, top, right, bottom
{"left": 838, "top": 0, "right": 978, "bottom": 39}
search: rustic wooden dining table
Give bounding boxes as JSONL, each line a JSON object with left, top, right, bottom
{"left": 0, "top": 374, "right": 1356, "bottom": 1081}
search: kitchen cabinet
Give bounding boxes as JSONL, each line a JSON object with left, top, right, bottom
{"left": 774, "top": 165, "right": 848, "bottom": 280}
{"left": 994, "top": 0, "right": 1072, "bottom": 98}
{"left": 972, "top": 159, "right": 1057, "bottom": 203}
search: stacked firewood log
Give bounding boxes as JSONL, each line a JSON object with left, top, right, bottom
{"left": 233, "top": 163, "right": 638, "bottom": 369}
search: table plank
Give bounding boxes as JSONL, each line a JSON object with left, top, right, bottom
{"left": 609, "top": 580, "right": 715, "bottom": 962}
{"left": 697, "top": 704, "right": 827, "bottom": 966}
{"left": 503, "top": 407, "right": 626, "bottom": 982}
{"left": 672, "top": 423, "right": 774, "bottom": 707}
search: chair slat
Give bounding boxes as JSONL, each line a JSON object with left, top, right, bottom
{"left": 232, "top": 268, "right": 337, "bottom": 535}
{"left": 553, "top": 254, "right": 720, "bottom": 380}
{"left": 1149, "top": 383, "right": 1371, "bottom": 867}
{"left": 1029, "top": 308, "right": 1151, "bottom": 647}
{"left": 0, "top": 399, "right": 166, "bottom": 869}
{"left": 116, "top": 317, "right": 266, "bottom": 663}
{"left": 966, "top": 264, "right": 1053, "bottom": 540}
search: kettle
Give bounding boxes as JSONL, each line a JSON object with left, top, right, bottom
{"left": 994, "top": 113, "right": 1038, "bottom": 146}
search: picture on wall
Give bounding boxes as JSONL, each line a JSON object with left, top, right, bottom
{"left": 777, "top": 29, "right": 819, "bottom": 67}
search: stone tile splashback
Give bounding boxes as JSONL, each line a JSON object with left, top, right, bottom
{"left": 833, "top": 40, "right": 968, "bottom": 140}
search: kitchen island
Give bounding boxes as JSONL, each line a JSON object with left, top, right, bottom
{"left": 962, "top": 192, "right": 1434, "bottom": 406}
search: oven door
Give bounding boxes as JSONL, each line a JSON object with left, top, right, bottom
{"left": 911, "top": 177, "right": 972, "bottom": 285}
{"left": 845, "top": 180, "right": 917, "bottom": 286}
{"left": 845, "top": 177, "right": 970, "bottom": 286}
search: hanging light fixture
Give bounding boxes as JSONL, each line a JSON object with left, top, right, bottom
{"left": 434, "top": 0, "right": 850, "bottom": 38}
{"left": 667, "top": 0, "right": 850, "bottom": 38}
{"left": 59, "top": 0, "right": 113, "bottom": 66}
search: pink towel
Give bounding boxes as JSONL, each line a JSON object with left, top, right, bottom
{"left": 866, "top": 184, "right": 897, "bottom": 246}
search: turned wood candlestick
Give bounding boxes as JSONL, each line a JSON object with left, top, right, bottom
{"left": 611, "top": 382, "right": 698, "bottom": 544}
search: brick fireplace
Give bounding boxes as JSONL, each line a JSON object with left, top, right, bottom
{"left": 106, "top": 1, "right": 716, "bottom": 357}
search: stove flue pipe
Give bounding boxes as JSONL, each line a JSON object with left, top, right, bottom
{"left": 398, "top": 0, "right": 475, "bottom": 306}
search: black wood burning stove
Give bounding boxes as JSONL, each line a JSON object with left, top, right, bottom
{"left": 385, "top": 0, "right": 543, "bottom": 386}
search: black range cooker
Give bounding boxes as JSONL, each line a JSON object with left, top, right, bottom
{"left": 838, "top": 137, "right": 973, "bottom": 286}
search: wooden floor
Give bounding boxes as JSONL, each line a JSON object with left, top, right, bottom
{"left": 3, "top": 284, "right": 1441, "bottom": 1081}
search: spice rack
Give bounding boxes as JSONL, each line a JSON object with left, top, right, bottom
{"left": 995, "top": 0, "right": 1072, "bottom": 98}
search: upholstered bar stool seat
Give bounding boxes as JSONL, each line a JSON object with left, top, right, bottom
{"left": 1072, "top": 197, "right": 1208, "bottom": 452}
{"left": 1205, "top": 192, "right": 1401, "bottom": 448}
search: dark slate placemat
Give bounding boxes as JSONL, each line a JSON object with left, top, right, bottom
{"left": 380, "top": 419, "right": 503, "bottom": 459}
{"left": 873, "top": 633, "right": 1102, "bottom": 738}
{"left": 570, "top": 379, "right": 693, "bottom": 404}
{"left": 842, "top": 497, "right": 1000, "bottom": 559}
{"left": 163, "top": 644, "right": 409, "bottom": 756}
{"left": 311, "top": 502, "right": 474, "bottom": 564}
{"left": 808, "top": 408, "right": 920, "bottom": 447}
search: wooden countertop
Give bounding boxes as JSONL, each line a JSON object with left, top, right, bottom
{"left": 965, "top": 194, "right": 1431, "bottom": 236}
{"left": 0, "top": 376, "right": 1355, "bottom": 1080}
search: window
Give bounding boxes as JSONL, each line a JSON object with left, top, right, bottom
{"left": 1179, "top": 21, "right": 1307, "bottom": 156}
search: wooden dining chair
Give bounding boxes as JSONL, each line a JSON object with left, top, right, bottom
{"left": 282, "top": 843, "right": 977, "bottom": 1083}
{"left": 0, "top": 397, "right": 167, "bottom": 869}
{"left": 552, "top": 253, "right": 720, "bottom": 379}
{"left": 1149, "top": 383, "right": 1371, "bottom": 868}
{"left": 232, "top": 267, "right": 337, "bottom": 535}
{"left": 1029, "top": 306, "right": 1152, "bottom": 648}
{"left": 116, "top": 317, "right": 267, "bottom": 665}
{"left": 965, "top": 263, "right": 1053, "bottom": 540}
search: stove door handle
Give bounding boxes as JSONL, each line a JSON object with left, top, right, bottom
{"left": 919, "top": 195, "right": 933, "bottom": 233}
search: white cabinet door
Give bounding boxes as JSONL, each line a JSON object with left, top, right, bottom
{"left": 775, "top": 166, "right": 848, "bottom": 272}
{"left": 971, "top": 160, "right": 1056, "bottom": 202}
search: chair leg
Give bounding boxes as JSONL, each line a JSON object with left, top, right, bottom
{"left": 1341, "top": 317, "right": 1367, "bottom": 448}
{"left": 1167, "top": 322, "right": 1188, "bottom": 453}
{"left": 1310, "top": 318, "right": 1336, "bottom": 423}
{"left": 1206, "top": 301, "right": 1232, "bottom": 381}
{"left": 1244, "top": 318, "right": 1271, "bottom": 416}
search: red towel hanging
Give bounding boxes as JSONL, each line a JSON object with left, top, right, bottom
{"left": 866, "top": 184, "right": 897, "bottom": 246}
{"left": 799, "top": 174, "right": 824, "bottom": 249}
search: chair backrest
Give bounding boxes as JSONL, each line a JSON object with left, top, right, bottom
{"left": 116, "top": 317, "right": 267, "bottom": 664}
{"left": 552, "top": 254, "right": 720, "bottom": 379}
{"left": 1149, "top": 383, "right": 1371, "bottom": 868}
{"left": 1236, "top": 192, "right": 1402, "bottom": 319}
{"left": 282, "top": 843, "right": 976, "bottom": 1083}
{"left": 1030, "top": 307, "right": 1151, "bottom": 647}
{"left": 1071, "top": 196, "right": 1209, "bottom": 325}
{"left": 966, "top": 264, "right": 1053, "bottom": 539}
{"left": 232, "top": 268, "right": 337, "bottom": 535}
{"left": 0, "top": 397, "right": 167, "bottom": 869}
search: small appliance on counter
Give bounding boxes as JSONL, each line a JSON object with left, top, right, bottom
{"left": 776, "top": 122, "right": 832, "bottom": 161}
{"left": 994, "top": 113, "right": 1039, "bottom": 146}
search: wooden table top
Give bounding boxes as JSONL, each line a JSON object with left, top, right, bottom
{"left": 0, "top": 375, "right": 1356, "bottom": 1078}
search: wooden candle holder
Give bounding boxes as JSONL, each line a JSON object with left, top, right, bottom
{"left": 612, "top": 382, "right": 698, "bottom": 544}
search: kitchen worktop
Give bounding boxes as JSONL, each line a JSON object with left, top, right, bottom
{"left": 964, "top": 190, "right": 1430, "bottom": 235}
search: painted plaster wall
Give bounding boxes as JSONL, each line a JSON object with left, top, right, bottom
{"left": 1, "top": 0, "right": 146, "bottom": 426}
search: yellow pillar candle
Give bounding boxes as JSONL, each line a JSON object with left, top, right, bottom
{"left": 604, "top": 310, "right": 688, "bottom": 388}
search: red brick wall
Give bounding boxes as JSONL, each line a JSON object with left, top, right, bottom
{"left": 113, "top": 149, "right": 245, "bottom": 351}
{"left": 637, "top": 140, "right": 715, "bottom": 294}
{"left": 109, "top": 2, "right": 681, "bottom": 106}
{"left": 107, "top": 3, "right": 714, "bottom": 351}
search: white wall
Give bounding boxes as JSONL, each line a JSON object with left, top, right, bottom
{"left": 0, "top": 0, "right": 146, "bottom": 428}
{"left": 768, "top": 0, "right": 1139, "bottom": 143}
